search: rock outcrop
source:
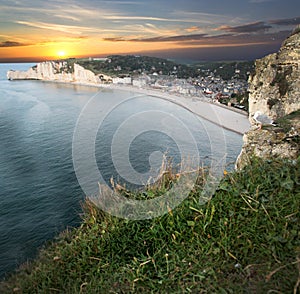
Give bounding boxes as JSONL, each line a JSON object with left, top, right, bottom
{"left": 236, "top": 115, "right": 299, "bottom": 168}
{"left": 7, "top": 61, "right": 100, "bottom": 85}
{"left": 248, "top": 27, "right": 300, "bottom": 123}
{"left": 236, "top": 26, "right": 300, "bottom": 169}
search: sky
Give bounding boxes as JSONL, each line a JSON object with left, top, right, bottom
{"left": 0, "top": 0, "right": 299, "bottom": 62}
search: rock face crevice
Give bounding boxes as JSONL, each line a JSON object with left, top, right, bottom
{"left": 236, "top": 26, "right": 300, "bottom": 169}
{"left": 7, "top": 61, "right": 100, "bottom": 85}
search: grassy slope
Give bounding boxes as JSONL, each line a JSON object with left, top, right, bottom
{"left": 1, "top": 158, "right": 299, "bottom": 293}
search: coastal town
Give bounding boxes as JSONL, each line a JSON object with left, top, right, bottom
{"left": 7, "top": 55, "right": 253, "bottom": 113}
{"left": 80, "top": 55, "right": 252, "bottom": 112}
{"left": 108, "top": 70, "right": 249, "bottom": 111}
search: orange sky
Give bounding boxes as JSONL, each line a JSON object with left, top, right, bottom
{"left": 0, "top": 39, "right": 186, "bottom": 61}
{"left": 0, "top": 1, "right": 299, "bottom": 62}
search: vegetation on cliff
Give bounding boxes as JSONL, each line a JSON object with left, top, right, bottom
{"left": 236, "top": 110, "right": 300, "bottom": 169}
{"left": 75, "top": 55, "right": 253, "bottom": 81}
{"left": 1, "top": 158, "right": 299, "bottom": 293}
{"left": 193, "top": 61, "right": 254, "bottom": 81}
{"left": 77, "top": 55, "right": 199, "bottom": 78}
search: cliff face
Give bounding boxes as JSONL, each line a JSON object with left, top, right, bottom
{"left": 248, "top": 27, "right": 300, "bottom": 122}
{"left": 7, "top": 61, "right": 100, "bottom": 85}
{"left": 236, "top": 26, "right": 300, "bottom": 169}
{"left": 73, "top": 63, "right": 99, "bottom": 84}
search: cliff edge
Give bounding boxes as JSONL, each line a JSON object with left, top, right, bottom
{"left": 236, "top": 26, "right": 300, "bottom": 169}
{"left": 7, "top": 61, "right": 100, "bottom": 85}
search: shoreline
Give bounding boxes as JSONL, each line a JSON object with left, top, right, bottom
{"left": 102, "top": 83, "right": 250, "bottom": 135}
{"left": 9, "top": 78, "right": 251, "bottom": 135}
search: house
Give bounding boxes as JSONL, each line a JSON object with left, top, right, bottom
{"left": 112, "top": 77, "right": 132, "bottom": 84}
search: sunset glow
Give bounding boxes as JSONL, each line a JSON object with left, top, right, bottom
{"left": 0, "top": 0, "right": 299, "bottom": 62}
{"left": 57, "top": 51, "right": 67, "bottom": 58}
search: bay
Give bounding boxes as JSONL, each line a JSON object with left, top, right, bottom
{"left": 0, "top": 63, "right": 243, "bottom": 278}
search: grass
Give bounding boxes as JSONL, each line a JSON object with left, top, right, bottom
{"left": 276, "top": 109, "right": 300, "bottom": 133}
{"left": 1, "top": 157, "right": 299, "bottom": 293}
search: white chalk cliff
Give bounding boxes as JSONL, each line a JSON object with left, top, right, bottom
{"left": 248, "top": 26, "right": 300, "bottom": 124}
{"left": 7, "top": 61, "right": 100, "bottom": 85}
{"left": 236, "top": 26, "right": 300, "bottom": 169}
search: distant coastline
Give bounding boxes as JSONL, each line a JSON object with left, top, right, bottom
{"left": 7, "top": 61, "right": 250, "bottom": 135}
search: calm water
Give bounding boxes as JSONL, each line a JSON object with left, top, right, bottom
{"left": 0, "top": 63, "right": 243, "bottom": 278}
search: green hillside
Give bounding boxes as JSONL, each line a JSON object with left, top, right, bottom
{"left": 1, "top": 158, "right": 299, "bottom": 293}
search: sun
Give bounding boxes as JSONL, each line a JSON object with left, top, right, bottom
{"left": 57, "top": 50, "right": 67, "bottom": 58}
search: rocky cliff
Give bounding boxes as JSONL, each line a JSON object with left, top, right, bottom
{"left": 236, "top": 26, "right": 300, "bottom": 169}
{"left": 7, "top": 61, "right": 100, "bottom": 85}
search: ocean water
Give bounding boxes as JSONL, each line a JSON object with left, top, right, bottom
{"left": 0, "top": 63, "right": 243, "bottom": 279}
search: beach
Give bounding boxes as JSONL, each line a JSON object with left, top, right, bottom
{"left": 56, "top": 80, "right": 250, "bottom": 135}
{"left": 101, "top": 83, "right": 251, "bottom": 135}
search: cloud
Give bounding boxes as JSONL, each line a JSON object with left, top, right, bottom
{"left": 36, "top": 36, "right": 89, "bottom": 46}
{"left": 217, "top": 21, "right": 272, "bottom": 33}
{"left": 134, "top": 23, "right": 181, "bottom": 37}
{"left": 170, "top": 10, "right": 234, "bottom": 24}
{"left": 17, "top": 21, "right": 87, "bottom": 35}
{"left": 0, "top": 3, "right": 101, "bottom": 19}
{"left": 103, "top": 30, "right": 291, "bottom": 50}
{"left": 101, "top": 15, "right": 176, "bottom": 22}
{"left": 249, "top": 0, "right": 274, "bottom": 3}
{"left": 0, "top": 35, "right": 90, "bottom": 49}
{"left": 53, "top": 14, "right": 81, "bottom": 22}
{"left": 16, "top": 21, "right": 135, "bottom": 35}
{"left": 181, "top": 30, "right": 291, "bottom": 46}
{"left": 185, "top": 26, "right": 201, "bottom": 33}
{"left": 269, "top": 17, "right": 300, "bottom": 26}
{"left": 91, "top": 1, "right": 145, "bottom": 5}
{"left": 0, "top": 40, "right": 29, "bottom": 47}
{"left": 103, "top": 33, "right": 208, "bottom": 42}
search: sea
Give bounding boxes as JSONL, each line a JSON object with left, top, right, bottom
{"left": 0, "top": 63, "right": 243, "bottom": 279}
